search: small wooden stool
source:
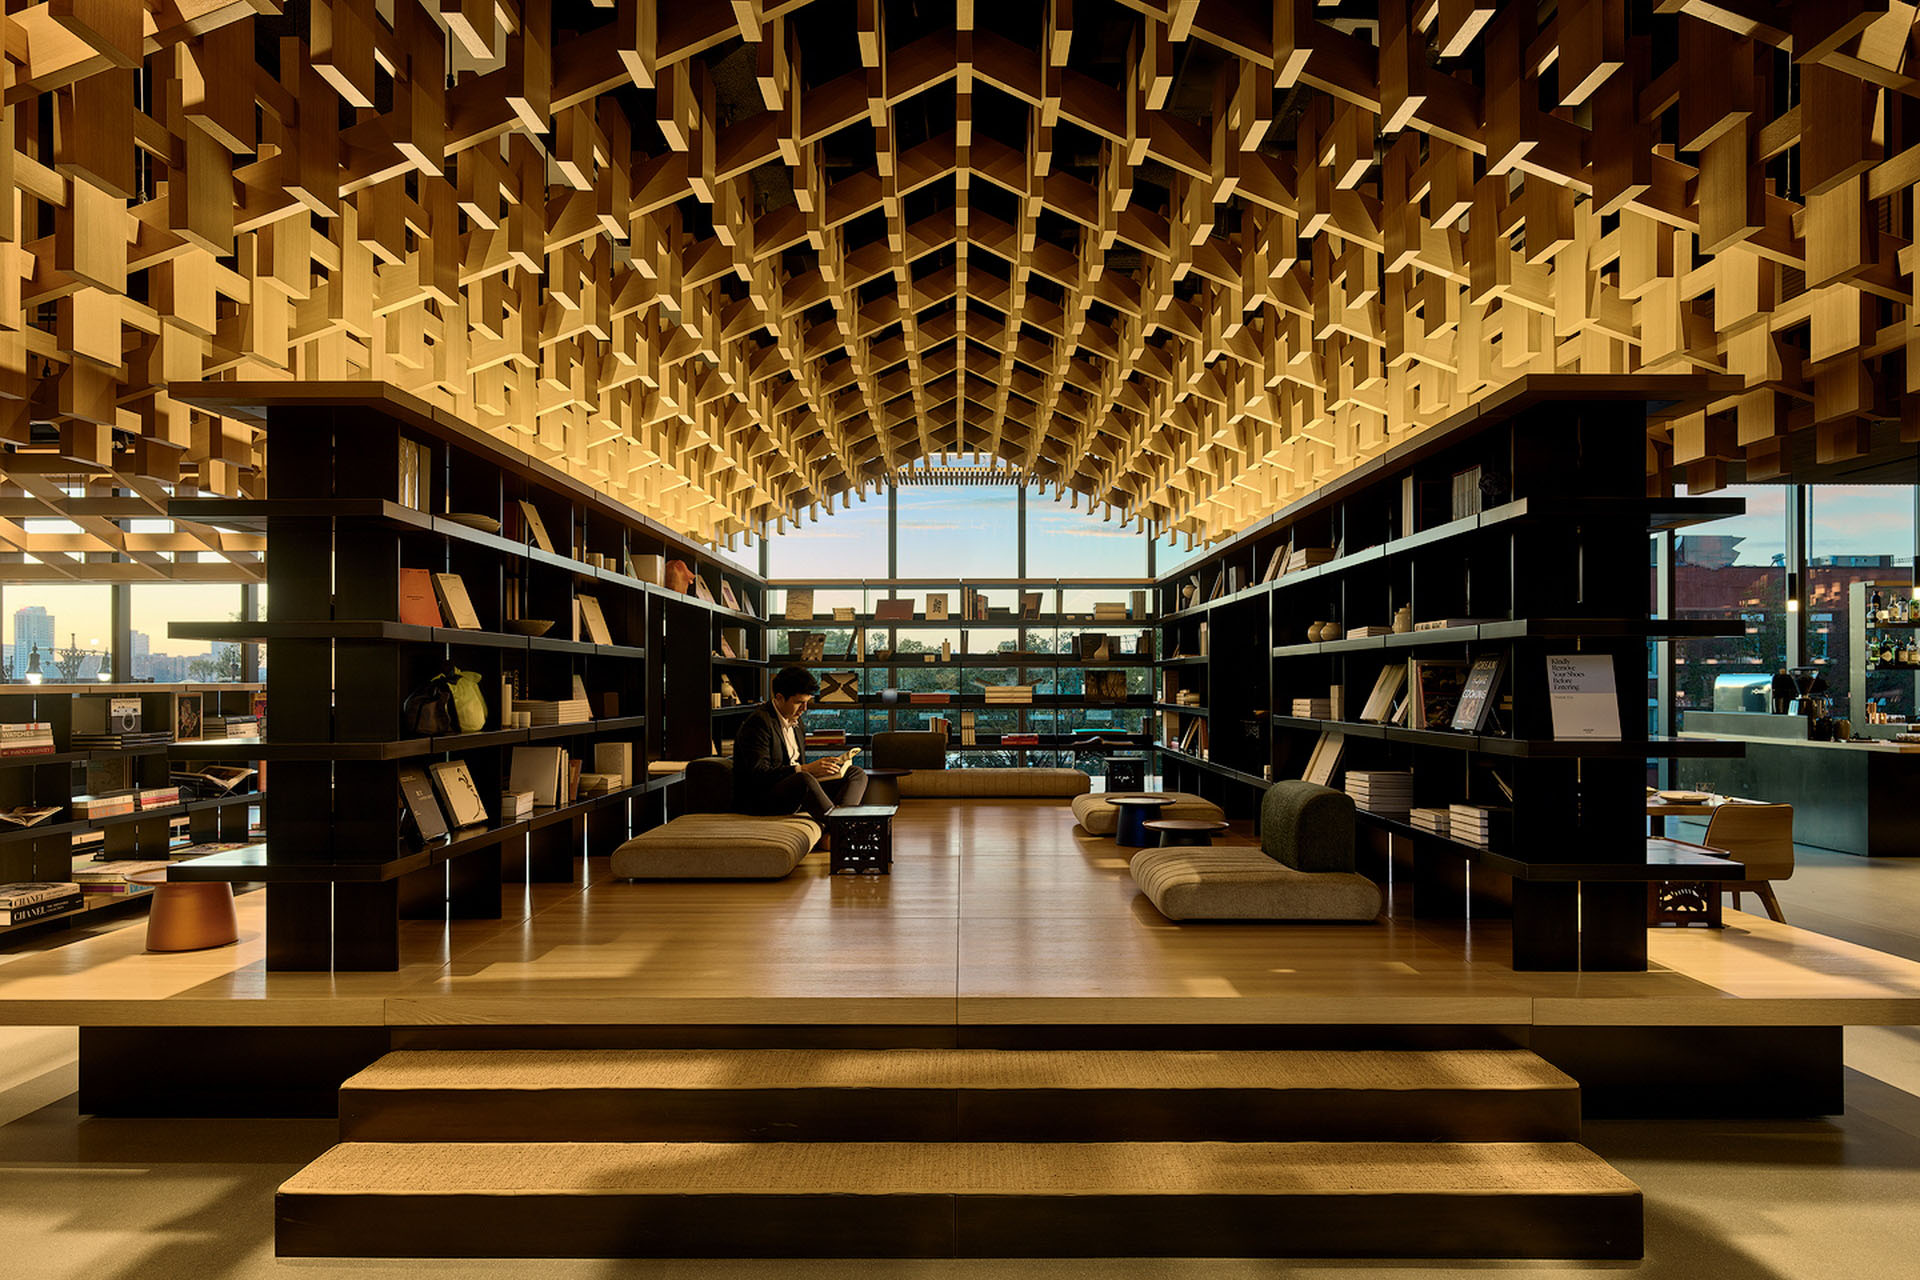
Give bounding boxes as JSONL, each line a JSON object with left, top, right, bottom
{"left": 127, "top": 868, "right": 239, "bottom": 952}
{"left": 1143, "top": 818, "right": 1230, "bottom": 847}
{"left": 1107, "top": 795, "right": 1174, "bottom": 847}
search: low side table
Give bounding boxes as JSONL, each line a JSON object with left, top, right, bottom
{"left": 828, "top": 804, "right": 899, "bottom": 874}
{"left": 1108, "top": 795, "right": 1174, "bottom": 848}
{"left": 863, "top": 768, "right": 912, "bottom": 806}
{"left": 134, "top": 869, "right": 239, "bottom": 951}
{"left": 1144, "top": 818, "right": 1229, "bottom": 847}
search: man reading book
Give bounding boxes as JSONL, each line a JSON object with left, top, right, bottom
{"left": 735, "top": 666, "right": 868, "bottom": 819}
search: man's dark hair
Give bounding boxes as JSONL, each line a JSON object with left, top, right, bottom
{"left": 771, "top": 665, "right": 819, "bottom": 698}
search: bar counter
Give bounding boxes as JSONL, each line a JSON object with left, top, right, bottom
{"left": 1676, "top": 711, "right": 1920, "bottom": 856}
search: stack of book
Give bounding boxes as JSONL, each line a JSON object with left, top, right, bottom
{"left": 982, "top": 684, "right": 1034, "bottom": 705}
{"left": 0, "top": 723, "right": 56, "bottom": 756}
{"left": 1174, "top": 689, "right": 1202, "bottom": 707}
{"left": 1409, "top": 807, "right": 1452, "bottom": 838}
{"left": 136, "top": 786, "right": 181, "bottom": 811}
{"left": 909, "top": 691, "right": 951, "bottom": 705}
{"left": 203, "top": 714, "right": 261, "bottom": 739}
{"left": 72, "top": 793, "right": 138, "bottom": 819}
{"left": 1345, "top": 625, "right": 1392, "bottom": 639}
{"left": 72, "top": 728, "right": 172, "bottom": 750}
{"left": 1284, "top": 546, "right": 1337, "bottom": 574}
{"left": 959, "top": 710, "right": 978, "bottom": 745}
{"left": 1003, "top": 732, "right": 1040, "bottom": 746}
{"left": 805, "top": 729, "right": 848, "bottom": 749}
{"left": 1093, "top": 601, "right": 1128, "bottom": 622}
{"left": 1448, "top": 804, "right": 1501, "bottom": 848}
{"left": 71, "top": 861, "right": 170, "bottom": 893}
{"left": 518, "top": 699, "right": 591, "bottom": 726}
{"left": 501, "top": 790, "right": 534, "bottom": 821}
{"left": 578, "top": 773, "right": 621, "bottom": 797}
{"left": 0, "top": 882, "right": 84, "bottom": 926}
{"left": 1290, "top": 698, "right": 1332, "bottom": 718}
{"left": 1345, "top": 770, "right": 1414, "bottom": 815}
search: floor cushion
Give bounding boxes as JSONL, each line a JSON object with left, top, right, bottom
{"left": 1072, "top": 791, "right": 1225, "bottom": 835}
{"left": 900, "top": 768, "right": 1090, "bottom": 798}
{"left": 610, "top": 814, "right": 820, "bottom": 880}
{"left": 1130, "top": 846, "right": 1382, "bottom": 921}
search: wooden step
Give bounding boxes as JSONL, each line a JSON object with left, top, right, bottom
{"left": 278, "top": 1139, "right": 1640, "bottom": 1259}
{"left": 337, "top": 1047, "right": 1581, "bottom": 1143}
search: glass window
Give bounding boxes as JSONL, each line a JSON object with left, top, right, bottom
{"left": 1026, "top": 500, "right": 1149, "bottom": 578}
{"left": 129, "top": 584, "right": 249, "bottom": 682}
{"left": 2, "top": 585, "right": 114, "bottom": 683}
{"left": 896, "top": 485, "right": 1017, "bottom": 578}
{"left": 1807, "top": 485, "right": 1916, "bottom": 720}
{"left": 764, "top": 495, "right": 888, "bottom": 578}
{"left": 1155, "top": 526, "right": 1207, "bottom": 575}
{"left": 1672, "top": 485, "right": 1787, "bottom": 720}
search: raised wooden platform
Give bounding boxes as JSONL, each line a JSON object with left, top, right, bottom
{"left": 1, "top": 799, "right": 1914, "bottom": 1117}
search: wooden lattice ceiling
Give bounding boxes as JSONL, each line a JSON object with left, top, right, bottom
{"left": 0, "top": 1, "right": 1916, "bottom": 556}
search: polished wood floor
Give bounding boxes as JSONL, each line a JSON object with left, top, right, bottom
{"left": 2, "top": 799, "right": 1917, "bottom": 1029}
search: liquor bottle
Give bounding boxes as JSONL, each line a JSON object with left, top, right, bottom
{"left": 1871, "top": 587, "right": 1884, "bottom": 620}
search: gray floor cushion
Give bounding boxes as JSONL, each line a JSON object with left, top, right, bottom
{"left": 1130, "top": 846, "right": 1382, "bottom": 921}
{"left": 1072, "top": 791, "right": 1225, "bottom": 835}
{"left": 611, "top": 814, "right": 820, "bottom": 880}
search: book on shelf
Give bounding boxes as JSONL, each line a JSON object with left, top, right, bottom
{"left": 510, "top": 745, "right": 568, "bottom": 808}
{"left": 0, "top": 805, "right": 61, "bottom": 828}
{"left": 578, "top": 772, "right": 621, "bottom": 798}
{"left": 0, "top": 883, "right": 84, "bottom": 926}
{"left": 71, "top": 731, "right": 172, "bottom": 750}
{"left": 71, "top": 861, "right": 169, "bottom": 893}
{"left": 720, "top": 580, "right": 742, "bottom": 611}
{"left": 1302, "top": 730, "right": 1345, "bottom": 786}
{"left": 1290, "top": 698, "right": 1333, "bottom": 718}
{"left": 576, "top": 594, "right": 614, "bottom": 645}
{"left": 71, "top": 793, "right": 137, "bottom": 819}
{"left": 629, "top": 553, "right": 664, "bottom": 585}
{"left": 516, "top": 499, "right": 556, "bottom": 553}
{"left": 785, "top": 589, "right": 815, "bottom": 621}
{"left": 1414, "top": 618, "right": 1491, "bottom": 632}
{"left": 1093, "top": 601, "right": 1128, "bottom": 622}
{"left": 567, "top": 757, "right": 584, "bottom": 802}
{"left": 1284, "top": 546, "right": 1335, "bottom": 574}
{"left": 1409, "top": 807, "right": 1451, "bottom": 836}
{"left": 1545, "top": 654, "right": 1620, "bottom": 740}
{"left": 501, "top": 790, "right": 534, "bottom": 821}
{"left": 203, "top": 715, "right": 260, "bottom": 739}
{"left": 805, "top": 729, "right": 848, "bottom": 748}
{"left": 720, "top": 626, "right": 747, "bottom": 658}
{"left": 427, "top": 760, "right": 489, "bottom": 828}
{"left": 398, "top": 567, "right": 444, "bottom": 627}
{"left": 170, "top": 764, "right": 257, "bottom": 798}
{"left": 1345, "top": 769, "right": 1414, "bottom": 814}
{"left": 909, "top": 691, "right": 952, "bottom": 705}
{"left": 981, "top": 684, "right": 1034, "bottom": 704}
{"left": 832, "top": 606, "right": 856, "bottom": 622}
{"left": 397, "top": 436, "right": 430, "bottom": 511}
{"left": 926, "top": 593, "right": 949, "bottom": 620}
{"left": 1197, "top": 620, "right": 1209, "bottom": 656}
{"left": 1447, "top": 804, "right": 1506, "bottom": 848}
{"left": 433, "top": 573, "right": 483, "bottom": 630}
{"left": 1345, "top": 625, "right": 1392, "bottom": 638}
{"left": 1406, "top": 659, "right": 1472, "bottom": 731}
{"left": 172, "top": 693, "right": 204, "bottom": 743}
{"left": 876, "top": 598, "right": 915, "bottom": 620}
{"left": 0, "top": 723, "right": 56, "bottom": 756}
{"left": 1021, "top": 591, "right": 1042, "bottom": 619}
{"left": 959, "top": 710, "right": 977, "bottom": 745}
{"left": 593, "top": 742, "right": 634, "bottom": 788}
{"left": 1131, "top": 589, "right": 1148, "bottom": 618}
{"left": 74, "top": 696, "right": 142, "bottom": 736}
{"left": 1358, "top": 664, "right": 1407, "bottom": 722}
{"left": 397, "top": 768, "right": 449, "bottom": 843}
{"left": 1451, "top": 465, "right": 1484, "bottom": 520}
{"left": 517, "top": 699, "right": 591, "bottom": 726}
{"left": 136, "top": 786, "right": 181, "bottom": 810}
{"left": 1449, "top": 654, "right": 1505, "bottom": 733}
{"left": 692, "top": 576, "right": 716, "bottom": 604}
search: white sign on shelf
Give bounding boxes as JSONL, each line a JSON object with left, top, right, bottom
{"left": 1545, "top": 654, "right": 1620, "bottom": 741}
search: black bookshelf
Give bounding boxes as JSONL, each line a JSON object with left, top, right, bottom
{"left": 167, "top": 384, "right": 766, "bottom": 971}
{"left": 0, "top": 683, "right": 263, "bottom": 942}
{"left": 1154, "top": 374, "right": 1747, "bottom": 972}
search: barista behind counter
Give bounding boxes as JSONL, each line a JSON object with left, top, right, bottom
{"left": 1678, "top": 704, "right": 1920, "bottom": 857}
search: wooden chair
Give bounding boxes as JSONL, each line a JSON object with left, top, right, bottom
{"left": 1699, "top": 804, "right": 1795, "bottom": 923}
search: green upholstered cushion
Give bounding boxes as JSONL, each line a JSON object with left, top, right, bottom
{"left": 1260, "top": 780, "right": 1357, "bottom": 874}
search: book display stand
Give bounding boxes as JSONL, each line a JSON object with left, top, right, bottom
{"left": 1154, "top": 376, "right": 1749, "bottom": 971}
{"left": 165, "top": 385, "right": 765, "bottom": 971}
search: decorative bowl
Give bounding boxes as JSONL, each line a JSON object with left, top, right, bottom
{"left": 505, "top": 619, "right": 554, "bottom": 636}
{"left": 444, "top": 512, "right": 503, "bottom": 534}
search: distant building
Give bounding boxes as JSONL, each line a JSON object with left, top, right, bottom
{"left": 12, "top": 606, "right": 52, "bottom": 668}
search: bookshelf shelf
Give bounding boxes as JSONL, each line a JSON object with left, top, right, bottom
{"left": 1153, "top": 374, "right": 1745, "bottom": 973}
{"left": 162, "top": 387, "right": 767, "bottom": 972}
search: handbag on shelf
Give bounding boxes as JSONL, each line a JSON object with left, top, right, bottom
{"left": 818, "top": 671, "right": 860, "bottom": 704}
{"left": 402, "top": 669, "right": 457, "bottom": 735}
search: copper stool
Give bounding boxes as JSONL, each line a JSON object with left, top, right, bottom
{"left": 127, "top": 868, "right": 239, "bottom": 951}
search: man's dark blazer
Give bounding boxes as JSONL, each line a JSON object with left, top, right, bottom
{"left": 733, "top": 703, "right": 801, "bottom": 813}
